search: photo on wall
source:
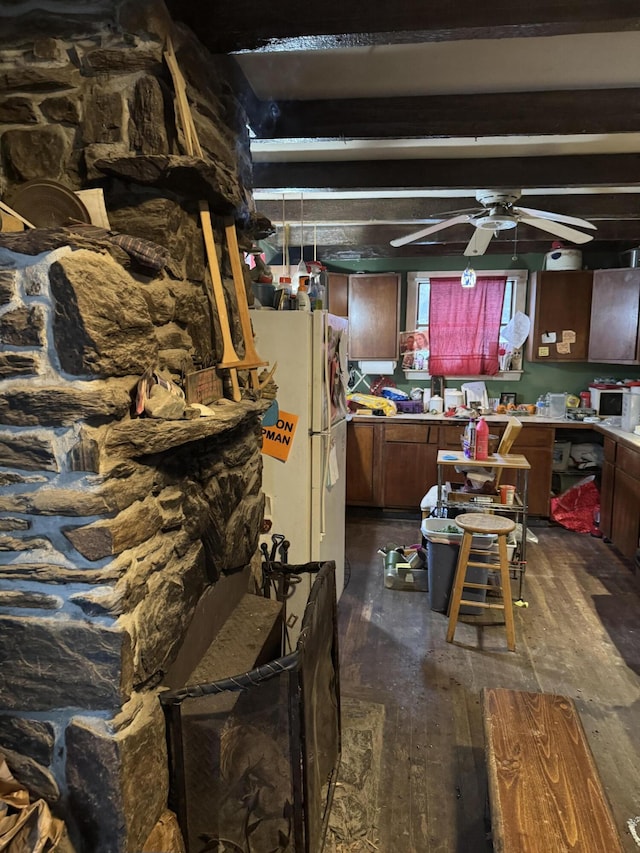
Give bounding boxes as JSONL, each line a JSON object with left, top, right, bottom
{"left": 399, "top": 330, "right": 430, "bottom": 370}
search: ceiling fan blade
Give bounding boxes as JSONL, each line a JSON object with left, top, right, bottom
{"left": 515, "top": 205, "right": 597, "bottom": 230}
{"left": 518, "top": 216, "right": 595, "bottom": 244}
{"left": 464, "top": 227, "right": 494, "bottom": 256}
{"left": 390, "top": 213, "right": 471, "bottom": 247}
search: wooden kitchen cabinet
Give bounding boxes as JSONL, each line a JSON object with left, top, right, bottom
{"left": 381, "top": 422, "right": 439, "bottom": 509}
{"left": 438, "top": 422, "right": 554, "bottom": 515}
{"left": 493, "top": 426, "right": 554, "bottom": 516}
{"left": 610, "top": 444, "right": 640, "bottom": 560}
{"left": 599, "top": 437, "right": 616, "bottom": 540}
{"left": 588, "top": 268, "right": 640, "bottom": 364}
{"left": 526, "top": 270, "right": 593, "bottom": 362}
{"left": 327, "top": 273, "right": 400, "bottom": 361}
{"left": 346, "top": 420, "right": 382, "bottom": 506}
{"left": 327, "top": 273, "right": 348, "bottom": 317}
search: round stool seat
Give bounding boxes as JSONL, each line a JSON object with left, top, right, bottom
{"left": 455, "top": 513, "right": 516, "bottom": 536}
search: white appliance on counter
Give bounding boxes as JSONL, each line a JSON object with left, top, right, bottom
{"left": 589, "top": 385, "right": 628, "bottom": 417}
{"left": 251, "top": 310, "right": 349, "bottom": 645}
{"left": 621, "top": 390, "right": 640, "bottom": 432}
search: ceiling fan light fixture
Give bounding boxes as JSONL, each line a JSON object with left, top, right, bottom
{"left": 461, "top": 262, "right": 476, "bottom": 289}
{"left": 475, "top": 210, "right": 518, "bottom": 231}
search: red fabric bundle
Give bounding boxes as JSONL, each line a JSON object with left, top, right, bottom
{"left": 550, "top": 476, "right": 600, "bottom": 534}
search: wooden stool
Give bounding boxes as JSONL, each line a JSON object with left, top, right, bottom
{"left": 446, "top": 513, "right": 517, "bottom": 651}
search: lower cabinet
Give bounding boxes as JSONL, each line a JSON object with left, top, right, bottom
{"left": 500, "top": 427, "right": 554, "bottom": 517}
{"left": 609, "top": 443, "right": 640, "bottom": 560}
{"left": 599, "top": 438, "right": 616, "bottom": 541}
{"left": 345, "top": 420, "right": 382, "bottom": 506}
{"left": 381, "top": 423, "right": 439, "bottom": 509}
{"left": 345, "top": 418, "right": 556, "bottom": 516}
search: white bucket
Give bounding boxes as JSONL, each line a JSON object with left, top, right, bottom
{"left": 444, "top": 388, "right": 464, "bottom": 410}
{"left": 544, "top": 248, "right": 582, "bottom": 270}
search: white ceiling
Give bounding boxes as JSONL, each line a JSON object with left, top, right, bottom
{"left": 229, "top": 25, "right": 640, "bottom": 257}
{"left": 237, "top": 31, "right": 640, "bottom": 100}
{"left": 241, "top": 30, "right": 640, "bottom": 178}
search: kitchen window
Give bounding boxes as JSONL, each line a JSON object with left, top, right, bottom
{"left": 405, "top": 269, "right": 528, "bottom": 379}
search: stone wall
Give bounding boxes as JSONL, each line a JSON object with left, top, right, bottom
{"left": 0, "top": 2, "right": 270, "bottom": 850}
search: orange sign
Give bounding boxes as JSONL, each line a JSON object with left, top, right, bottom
{"left": 261, "top": 410, "right": 299, "bottom": 461}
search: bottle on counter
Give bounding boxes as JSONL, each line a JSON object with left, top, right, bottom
{"left": 296, "top": 281, "right": 311, "bottom": 310}
{"left": 314, "top": 280, "right": 325, "bottom": 310}
{"left": 475, "top": 416, "right": 489, "bottom": 460}
{"left": 536, "top": 395, "right": 546, "bottom": 417}
{"left": 275, "top": 276, "right": 292, "bottom": 310}
{"left": 463, "top": 417, "right": 477, "bottom": 459}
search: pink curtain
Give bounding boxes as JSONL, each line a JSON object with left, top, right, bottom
{"left": 428, "top": 276, "right": 507, "bottom": 375}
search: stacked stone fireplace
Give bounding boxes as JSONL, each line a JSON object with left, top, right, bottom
{"left": 0, "top": 3, "right": 272, "bottom": 850}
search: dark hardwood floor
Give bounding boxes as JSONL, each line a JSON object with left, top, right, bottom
{"left": 339, "top": 511, "right": 640, "bottom": 853}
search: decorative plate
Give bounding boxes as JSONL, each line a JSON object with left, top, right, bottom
{"left": 9, "top": 179, "right": 91, "bottom": 228}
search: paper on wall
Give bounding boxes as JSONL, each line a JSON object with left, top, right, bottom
{"left": 461, "top": 381, "right": 488, "bottom": 409}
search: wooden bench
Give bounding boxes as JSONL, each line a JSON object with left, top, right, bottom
{"left": 482, "top": 688, "right": 624, "bottom": 853}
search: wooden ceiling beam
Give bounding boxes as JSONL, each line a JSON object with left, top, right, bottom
{"left": 269, "top": 220, "right": 640, "bottom": 248}
{"left": 165, "top": 2, "right": 640, "bottom": 53}
{"left": 247, "top": 89, "right": 640, "bottom": 139}
{"left": 255, "top": 194, "right": 640, "bottom": 224}
{"left": 316, "top": 239, "right": 630, "bottom": 260}
{"left": 252, "top": 154, "right": 640, "bottom": 191}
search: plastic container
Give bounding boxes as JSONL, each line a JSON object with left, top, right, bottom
{"left": 421, "top": 518, "right": 496, "bottom": 549}
{"left": 475, "top": 417, "right": 489, "bottom": 460}
{"left": 383, "top": 549, "right": 428, "bottom": 592}
{"left": 296, "top": 282, "right": 311, "bottom": 311}
{"left": 428, "top": 394, "right": 444, "bottom": 414}
{"left": 444, "top": 388, "right": 464, "bottom": 410}
{"left": 426, "top": 540, "right": 489, "bottom": 614}
{"left": 396, "top": 400, "right": 423, "bottom": 414}
{"left": 499, "top": 484, "right": 516, "bottom": 505}
{"left": 547, "top": 392, "right": 567, "bottom": 419}
{"left": 544, "top": 248, "right": 582, "bottom": 270}
{"left": 463, "top": 418, "right": 476, "bottom": 459}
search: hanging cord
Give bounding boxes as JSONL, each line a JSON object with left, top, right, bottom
{"left": 314, "top": 224, "right": 317, "bottom": 262}
{"left": 300, "top": 192, "right": 304, "bottom": 267}
{"left": 282, "top": 194, "right": 289, "bottom": 270}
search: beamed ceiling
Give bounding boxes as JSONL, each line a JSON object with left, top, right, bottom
{"left": 165, "top": 1, "right": 640, "bottom": 261}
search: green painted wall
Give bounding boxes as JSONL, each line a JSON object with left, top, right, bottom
{"left": 327, "top": 250, "right": 638, "bottom": 405}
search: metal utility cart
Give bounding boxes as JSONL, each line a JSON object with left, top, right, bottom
{"left": 436, "top": 450, "right": 531, "bottom": 601}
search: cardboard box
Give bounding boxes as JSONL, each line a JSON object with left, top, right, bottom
{"left": 552, "top": 441, "right": 572, "bottom": 472}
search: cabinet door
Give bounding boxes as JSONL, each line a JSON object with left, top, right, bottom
{"left": 346, "top": 421, "right": 381, "bottom": 506}
{"left": 382, "top": 423, "right": 438, "bottom": 509}
{"left": 600, "top": 460, "right": 615, "bottom": 540}
{"left": 610, "top": 444, "right": 640, "bottom": 559}
{"left": 611, "top": 468, "right": 640, "bottom": 559}
{"left": 526, "top": 271, "right": 593, "bottom": 362}
{"left": 499, "top": 427, "right": 554, "bottom": 516}
{"left": 588, "top": 269, "right": 640, "bottom": 363}
{"left": 327, "top": 273, "right": 348, "bottom": 317}
{"left": 348, "top": 274, "right": 400, "bottom": 360}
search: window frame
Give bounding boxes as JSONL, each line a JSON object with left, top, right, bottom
{"left": 405, "top": 269, "right": 528, "bottom": 379}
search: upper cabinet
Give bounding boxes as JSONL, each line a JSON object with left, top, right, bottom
{"left": 588, "top": 268, "right": 640, "bottom": 364}
{"left": 327, "top": 272, "right": 400, "bottom": 361}
{"left": 525, "top": 270, "right": 593, "bottom": 362}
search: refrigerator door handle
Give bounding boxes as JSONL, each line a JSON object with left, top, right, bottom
{"left": 320, "top": 312, "right": 333, "bottom": 536}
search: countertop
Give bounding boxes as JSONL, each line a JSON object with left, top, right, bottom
{"left": 347, "top": 411, "right": 640, "bottom": 451}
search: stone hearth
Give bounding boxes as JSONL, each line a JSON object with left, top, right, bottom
{"left": 0, "top": 3, "right": 273, "bottom": 850}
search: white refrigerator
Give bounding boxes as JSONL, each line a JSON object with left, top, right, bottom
{"left": 251, "top": 310, "right": 349, "bottom": 645}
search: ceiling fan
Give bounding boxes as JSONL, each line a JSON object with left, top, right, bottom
{"left": 390, "top": 189, "right": 597, "bottom": 255}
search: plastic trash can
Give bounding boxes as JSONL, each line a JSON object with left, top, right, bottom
{"left": 426, "top": 540, "right": 489, "bottom": 615}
